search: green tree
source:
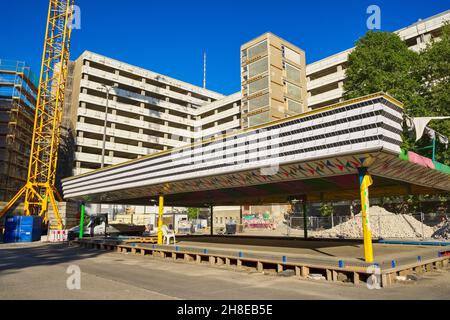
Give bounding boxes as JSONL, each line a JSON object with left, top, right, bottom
{"left": 187, "top": 208, "right": 200, "bottom": 220}
{"left": 320, "top": 202, "right": 335, "bottom": 227}
{"left": 413, "top": 23, "right": 450, "bottom": 164}
{"left": 344, "top": 28, "right": 450, "bottom": 164}
{"left": 344, "top": 31, "right": 423, "bottom": 111}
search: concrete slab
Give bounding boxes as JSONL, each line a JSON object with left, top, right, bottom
{"left": 172, "top": 236, "right": 445, "bottom": 266}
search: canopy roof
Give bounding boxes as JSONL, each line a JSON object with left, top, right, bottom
{"left": 62, "top": 93, "right": 450, "bottom": 206}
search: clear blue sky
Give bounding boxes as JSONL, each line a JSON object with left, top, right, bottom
{"left": 0, "top": 0, "right": 448, "bottom": 95}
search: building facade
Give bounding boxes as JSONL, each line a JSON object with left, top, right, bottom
{"left": 0, "top": 60, "right": 38, "bottom": 201}
{"left": 240, "top": 33, "right": 308, "bottom": 128}
{"left": 68, "top": 51, "right": 241, "bottom": 176}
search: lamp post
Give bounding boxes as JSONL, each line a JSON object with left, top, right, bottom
{"left": 289, "top": 198, "right": 299, "bottom": 237}
{"left": 97, "top": 84, "right": 114, "bottom": 169}
{"left": 96, "top": 85, "right": 113, "bottom": 215}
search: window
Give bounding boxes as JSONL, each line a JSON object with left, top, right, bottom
{"left": 287, "top": 83, "right": 302, "bottom": 101}
{"left": 285, "top": 63, "right": 301, "bottom": 83}
{"left": 247, "top": 40, "right": 268, "bottom": 60}
{"left": 248, "top": 111, "right": 270, "bottom": 127}
{"left": 287, "top": 99, "right": 302, "bottom": 113}
{"left": 248, "top": 77, "right": 269, "bottom": 95}
{"left": 248, "top": 94, "right": 270, "bottom": 112}
{"left": 248, "top": 57, "right": 268, "bottom": 78}
{"left": 284, "top": 46, "right": 301, "bottom": 65}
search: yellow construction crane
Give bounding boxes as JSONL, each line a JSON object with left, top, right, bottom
{"left": 0, "top": 0, "right": 74, "bottom": 229}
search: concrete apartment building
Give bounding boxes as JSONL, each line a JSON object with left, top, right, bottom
{"left": 0, "top": 60, "right": 38, "bottom": 201}
{"left": 240, "top": 33, "right": 308, "bottom": 128}
{"left": 306, "top": 10, "right": 450, "bottom": 109}
{"left": 68, "top": 51, "right": 241, "bottom": 176}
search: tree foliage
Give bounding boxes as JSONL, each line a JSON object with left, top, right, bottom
{"left": 344, "top": 25, "right": 450, "bottom": 164}
{"left": 344, "top": 31, "right": 422, "bottom": 109}
{"left": 414, "top": 23, "right": 450, "bottom": 164}
{"left": 320, "top": 202, "right": 334, "bottom": 217}
{"left": 187, "top": 207, "right": 200, "bottom": 220}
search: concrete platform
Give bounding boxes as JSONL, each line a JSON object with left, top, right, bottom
{"left": 76, "top": 236, "right": 450, "bottom": 287}
{"left": 174, "top": 236, "right": 444, "bottom": 265}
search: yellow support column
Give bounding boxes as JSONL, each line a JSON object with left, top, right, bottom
{"left": 157, "top": 195, "right": 164, "bottom": 245}
{"left": 358, "top": 167, "right": 374, "bottom": 263}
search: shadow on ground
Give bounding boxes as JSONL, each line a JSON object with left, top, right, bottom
{"left": 0, "top": 243, "right": 108, "bottom": 274}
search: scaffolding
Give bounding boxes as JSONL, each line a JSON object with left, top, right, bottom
{"left": 0, "top": 0, "right": 74, "bottom": 229}
{"left": 0, "top": 60, "right": 38, "bottom": 202}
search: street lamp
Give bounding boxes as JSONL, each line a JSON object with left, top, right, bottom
{"left": 96, "top": 84, "right": 113, "bottom": 215}
{"left": 97, "top": 84, "right": 114, "bottom": 169}
{"left": 288, "top": 198, "right": 299, "bottom": 237}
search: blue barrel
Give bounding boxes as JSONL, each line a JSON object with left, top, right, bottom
{"left": 3, "top": 216, "right": 43, "bottom": 243}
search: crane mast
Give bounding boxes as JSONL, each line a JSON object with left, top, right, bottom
{"left": 0, "top": 0, "right": 74, "bottom": 229}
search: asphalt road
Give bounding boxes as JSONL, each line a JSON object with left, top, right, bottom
{"left": 1, "top": 242, "right": 450, "bottom": 300}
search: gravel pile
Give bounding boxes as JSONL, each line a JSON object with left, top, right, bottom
{"left": 313, "top": 206, "right": 434, "bottom": 239}
{"left": 432, "top": 220, "right": 450, "bottom": 240}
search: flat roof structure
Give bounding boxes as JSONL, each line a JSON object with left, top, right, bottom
{"left": 62, "top": 93, "right": 450, "bottom": 206}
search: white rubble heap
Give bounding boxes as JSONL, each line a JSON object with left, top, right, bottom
{"left": 313, "top": 206, "right": 435, "bottom": 239}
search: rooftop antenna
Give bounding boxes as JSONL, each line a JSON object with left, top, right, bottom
{"left": 203, "top": 50, "right": 207, "bottom": 89}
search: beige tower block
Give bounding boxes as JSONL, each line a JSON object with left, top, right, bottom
{"left": 241, "top": 32, "right": 308, "bottom": 129}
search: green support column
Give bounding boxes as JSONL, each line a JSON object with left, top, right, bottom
{"left": 432, "top": 137, "right": 436, "bottom": 162}
{"left": 79, "top": 202, "right": 85, "bottom": 240}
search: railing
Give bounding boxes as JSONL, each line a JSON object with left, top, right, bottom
{"left": 0, "top": 59, "right": 39, "bottom": 87}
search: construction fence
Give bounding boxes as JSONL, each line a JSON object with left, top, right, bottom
{"left": 288, "top": 212, "right": 449, "bottom": 240}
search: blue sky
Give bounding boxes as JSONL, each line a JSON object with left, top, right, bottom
{"left": 0, "top": 0, "right": 448, "bottom": 95}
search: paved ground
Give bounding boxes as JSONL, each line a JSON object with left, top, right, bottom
{"left": 1, "top": 242, "right": 450, "bottom": 300}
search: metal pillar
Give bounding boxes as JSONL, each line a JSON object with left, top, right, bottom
{"left": 302, "top": 199, "right": 308, "bottom": 239}
{"left": 358, "top": 167, "right": 374, "bottom": 263}
{"left": 79, "top": 203, "right": 85, "bottom": 240}
{"left": 239, "top": 206, "right": 243, "bottom": 224}
{"left": 157, "top": 195, "right": 164, "bottom": 245}
{"left": 210, "top": 205, "right": 214, "bottom": 236}
{"left": 432, "top": 137, "right": 436, "bottom": 162}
